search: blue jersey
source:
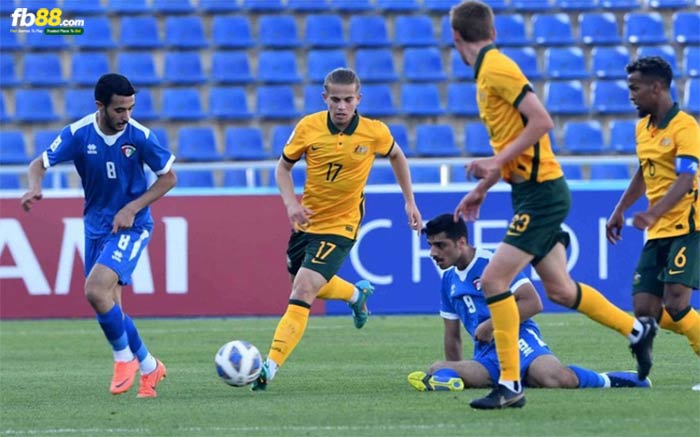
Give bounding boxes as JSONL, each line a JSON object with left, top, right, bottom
{"left": 42, "top": 113, "right": 175, "bottom": 238}
{"left": 439, "top": 248, "right": 540, "bottom": 357}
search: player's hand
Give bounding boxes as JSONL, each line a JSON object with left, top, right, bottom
{"left": 605, "top": 210, "right": 625, "bottom": 245}
{"left": 287, "top": 202, "right": 313, "bottom": 231}
{"left": 112, "top": 205, "right": 137, "bottom": 233}
{"left": 474, "top": 320, "right": 494, "bottom": 343}
{"left": 20, "top": 189, "right": 43, "bottom": 212}
{"left": 405, "top": 202, "right": 422, "bottom": 235}
{"left": 632, "top": 211, "right": 656, "bottom": 231}
{"left": 466, "top": 157, "right": 500, "bottom": 181}
{"left": 453, "top": 189, "right": 485, "bottom": 222}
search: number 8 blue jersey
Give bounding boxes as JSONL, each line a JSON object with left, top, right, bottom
{"left": 41, "top": 114, "right": 175, "bottom": 238}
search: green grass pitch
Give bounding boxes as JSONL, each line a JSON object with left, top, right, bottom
{"left": 1, "top": 314, "right": 699, "bottom": 436}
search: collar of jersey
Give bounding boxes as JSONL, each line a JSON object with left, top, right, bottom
{"left": 473, "top": 43, "right": 497, "bottom": 80}
{"left": 646, "top": 102, "right": 680, "bottom": 130}
{"left": 326, "top": 111, "right": 359, "bottom": 135}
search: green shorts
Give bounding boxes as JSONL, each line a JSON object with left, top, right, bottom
{"left": 504, "top": 177, "right": 572, "bottom": 266}
{"left": 286, "top": 231, "right": 355, "bottom": 281}
{"left": 632, "top": 231, "right": 699, "bottom": 297}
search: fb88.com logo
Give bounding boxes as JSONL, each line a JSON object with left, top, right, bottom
{"left": 12, "top": 8, "right": 65, "bottom": 27}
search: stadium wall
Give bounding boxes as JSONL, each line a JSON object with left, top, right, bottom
{"left": 1, "top": 186, "right": 697, "bottom": 319}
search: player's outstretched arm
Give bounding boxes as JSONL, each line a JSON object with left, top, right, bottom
{"left": 20, "top": 157, "right": 47, "bottom": 212}
{"left": 388, "top": 145, "right": 422, "bottom": 234}
{"left": 606, "top": 167, "right": 646, "bottom": 244}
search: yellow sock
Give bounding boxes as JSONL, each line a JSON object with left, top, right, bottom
{"left": 487, "top": 292, "right": 520, "bottom": 383}
{"left": 575, "top": 282, "right": 635, "bottom": 337}
{"left": 660, "top": 307, "right": 700, "bottom": 356}
{"left": 317, "top": 276, "right": 355, "bottom": 301}
{"left": 267, "top": 301, "right": 310, "bottom": 367}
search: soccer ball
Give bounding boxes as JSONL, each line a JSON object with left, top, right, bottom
{"left": 215, "top": 340, "right": 262, "bottom": 387}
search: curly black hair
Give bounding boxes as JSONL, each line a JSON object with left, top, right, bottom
{"left": 625, "top": 56, "right": 673, "bottom": 89}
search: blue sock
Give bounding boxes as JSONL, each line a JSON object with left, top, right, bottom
{"left": 96, "top": 304, "right": 129, "bottom": 352}
{"left": 433, "top": 368, "right": 460, "bottom": 379}
{"left": 568, "top": 365, "right": 605, "bottom": 388}
{"left": 123, "top": 315, "right": 150, "bottom": 362}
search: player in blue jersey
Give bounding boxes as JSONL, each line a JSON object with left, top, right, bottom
{"left": 21, "top": 74, "right": 176, "bottom": 398}
{"left": 408, "top": 214, "right": 651, "bottom": 397}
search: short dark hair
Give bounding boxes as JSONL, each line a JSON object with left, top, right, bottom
{"left": 625, "top": 56, "right": 673, "bottom": 89}
{"left": 323, "top": 67, "right": 361, "bottom": 92}
{"left": 94, "top": 73, "right": 136, "bottom": 107}
{"left": 450, "top": 0, "right": 494, "bottom": 43}
{"left": 423, "top": 213, "right": 469, "bottom": 242}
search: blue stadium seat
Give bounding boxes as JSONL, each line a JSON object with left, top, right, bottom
{"left": 420, "top": 0, "right": 461, "bottom": 11}
{"left": 0, "top": 93, "right": 9, "bottom": 122}
{"left": 15, "top": 90, "right": 58, "bottom": 122}
{"left": 211, "top": 16, "right": 254, "bottom": 49}
{"left": 200, "top": 0, "right": 242, "bottom": 12}
{"left": 637, "top": 45, "right": 677, "bottom": 72}
{"left": 223, "top": 169, "right": 262, "bottom": 188}
{"left": 71, "top": 52, "right": 110, "bottom": 86}
{"left": 42, "top": 172, "right": 69, "bottom": 189}
{"left": 34, "top": 130, "right": 60, "bottom": 157}
{"left": 441, "top": 16, "right": 454, "bottom": 47}
{"left": 165, "top": 16, "right": 208, "bottom": 49}
{"left": 360, "top": 84, "right": 398, "bottom": 117}
{"left": 243, "top": 0, "right": 284, "bottom": 11}
{"left": 62, "top": 0, "right": 107, "bottom": 14}
{"left": 355, "top": 49, "right": 398, "bottom": 83}
{"left": 0, "top": 20, "right": 20, "bottom": 52}
{"left": 403, "top": 48, "right": 447, "bottom": 82}
{"left": 545, "top": 81, "right": 589, "bottom": 115}
{"left": 164, "top": 52, "right": 205, "bottom": 85}
{"left": 150, "top": 128, "right": 169, "bottom": 149}
{"left": 411, "top": 167, "right": 442, "bottom": 183}
{"left": 394, "top": 16, "right": 437, "bottom": 47}
{"left": 24, "top": 29, "right": 68, "bottom": 51}
{"left": 152, "top": 0, "right": 194, "bottom": 13}
{"left": 684, "top": 78, "right": 700, "bottom": 113}
{"left": 685, "top": 46, "right": 700, "bottom": 77}
{"left": 447, "top": 83, "right": 479, "bottom": 116}
{"left": 211, "top": 51, "right": 253, "bottom": 84}
{"left": 0, "top": 131, "right": 28, "bottom": 164}
{"left": 465, "top": 123, "right": 493, "bottom": 156}
{"left": 161, "top": 89, "right": 205, "bottom": 120}
{"left": 401, "top": 84, "right": 444, "bottom": 117}
{"left": 73, "top": 16, "right": 116, "bottom": 50}
{"left": 376, "top": 0, "right": 420, "bottom": 11}
{"left": 501, "top": 47, "right": 541, "bottom": 80}
{"left": 589, "top": 164, "right": 631, "bottom": 180}
{"left": 494, "top": 14, "right": 531, "bottom": 46}
{"left": 563, "top": 121, "right": 605, "bottom": 154}
{"left": 308, "top": 50, "right": 347, "bottom": 82}
{"left": 450, "top": 165, "right": 466, "bottom": 184}
{"left": 367, "top": 167, "right": 396, "bottom": 185}
{"left": 624, "top": 12, "right": 667, "bottom": 45}
{"left": 258, "top": 15, "right": 300, "bottom": 48}
{"left": 176, "top": 170, "right": 216, "bottom": 188}
{"left": 23, "top": 54, "right": 64, "bottom": 87}
{"left": 288, "top": 0, "right": 332, "bottom": 11}
{"left": 673, "top": 12, "right": 700, "bottom": 45}
{"left": 271, "top": 124, "right": 295, "bottom": 157}
{"left": 579, "top": 12, "right": 622, "bottom": 45}
{"left": 209, "top": 87, "right": 252, "bottom": 120}
{"left": 554, "top": 0, "right": 600, "bottom": 10}
{"left": 305, "top": 14, "right": 346, "bottom": 48}
{"left": 256, "top": 85, "right": 300, "bottom": 119}
{"left": 120, "top": 17, "right": 162, "bottom": 49}
{"left": 303, "top": 85, "right": 326, "bottom": 113}
{"left": 416, "top": 124, "right": 460, "bottom": 157}
{"left": 483, "top": 0, "right": 510, "bottom": 10}
{"left": 545, "top": 47, "right": 588, "bottom": 79}
{"left": 117, "top": 52, "right": 160, "bottom": 86}
{"left": 258, "top": 50, "right": 302, "bottom": 84}
{"left": 224, "top": 127, "right": 269, "bottom": 160}
{"left": 511, "top": 0, "right": 551, "bottom": 11}
{"left": 599, "top": 0, "right": 641, "bottom": 9}
{"left": 108, "top": 0, "right": 149, "bottom": 14}
{"left": 65, "top": 89, "right": 95, "bottom": 120}
{"left": 178, "top": 127, "right": 221, "bottom": 162}
{"left": 133, "top": 89, "right": 158, "bottom": 121}
{"left": 609, "top": 119, "right": 637, "bottom": 153}
{"left": 560, "top": 164, "right": 583, "bottom": 180}
{"left": 532, "top": 13, "right": 575, "bottom": 46}
{"left": 330, "top": 0, "right": 373, "bottom": 11}
{"left": 1, "top": 53, "right": 18, "bottom": 87}
{"left": 450, "top": 49, "right": 475, "bottom": 80}
{"left": 592, "top": 46, "right": 630, "bottom": 79}
{"left": 348, "top": 16, "right": 390, "bottom": 47}
{"left": 387, "top": 123, "right": 413, "bottom": 155}
{"left": 593, "top": 80, "right": 635, "bottom": 114}
{"left": 648, "top": 0, "right": 692, "bottom": 7}
{"left": 0, "top": 174, "right": 21, "bottom": 189}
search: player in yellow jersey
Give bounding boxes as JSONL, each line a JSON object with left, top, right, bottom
{"left": 252, "top": 68, "right": 423, "bottom": 390}
{"left": 449, "top": 0, "right": 657, "bottom": 409}
{"left": 606, "top": 57, "right": 700, "bottom": 384}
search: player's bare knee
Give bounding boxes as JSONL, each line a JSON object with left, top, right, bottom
{"left": 543, "top": 280, "right": 576, "bottom": 307}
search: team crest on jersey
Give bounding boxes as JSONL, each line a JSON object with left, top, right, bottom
{"left": 121, "top": 144, "right": 136, "bottom": 158}
{"left": 472, "top": 277, "right": 481, "bottom": 290}
{"left": 87, "top": 144, "right": 97, "bottom": 155}
{"left": 660, "top": 137, "right": 671, "bottom": 147}
{"left": 353, "top": 145, "right": 368, "bottom": 155}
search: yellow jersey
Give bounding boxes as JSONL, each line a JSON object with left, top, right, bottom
{"left": 636, "top": 104, "right": 700, "bottom": 239}
{"left": 282, "top": 111, "right": 394, "bottom": 240}
{"left": 474, "top": 44, "right": 563, "bottom": 183}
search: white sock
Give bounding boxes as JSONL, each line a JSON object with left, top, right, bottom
{"left": 113, "top": 347, "right": 134, "bottom": 362}
{"left": 266, "top": 358, "right": 279, "bottom": 381}
{"left": 140, "top": 354, "right": 157, "bottom": 374}
{"left": 348, "top": 288, "right": 360, "bottom": 304}
{"left": 627, "top": 319, "right": 645, "bottom": 343}
{"left": 498, "top": 379, "right": 522, "bottom": 393}
{"left": 600, "top": 373, "right": 611, "bottom": 388}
